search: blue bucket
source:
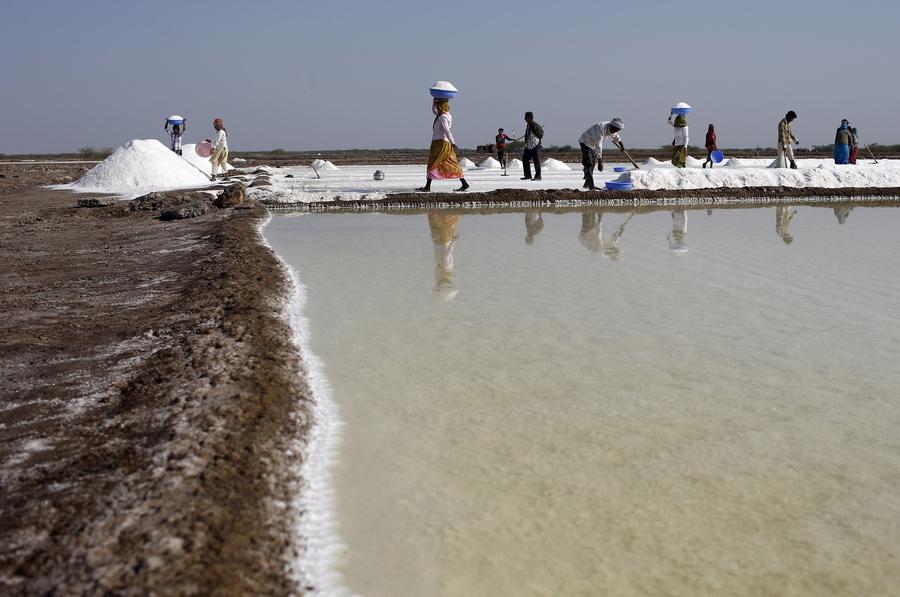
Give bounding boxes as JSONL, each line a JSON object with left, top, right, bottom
{"left": 711, "top": 150, "right": 724, "bottom": 163}
{"left": 166, "top": 115, "right": 185, "bottom": 126}
{"left": 613, "top": 166, "right": 627, "bottom": 172}
{"left": 605, "top": 181, "right": 633, "bottom": 191}
{"left": 671, "top": 107, "right": 692, "bottom": 115}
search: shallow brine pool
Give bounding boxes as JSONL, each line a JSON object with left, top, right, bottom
{"left": 265, "top": 205, "right": 900, "bottom": 597}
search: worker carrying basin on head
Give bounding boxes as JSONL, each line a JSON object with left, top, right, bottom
{"left": 578, "top": 118, "right": 625, "bottom": 190}
{"left": 164, "top": 115, "right": 187, "bottom": 156}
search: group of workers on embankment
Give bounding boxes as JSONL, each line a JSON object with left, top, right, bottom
{"left": 417, "top": 97, "right": 871, "bottom": 192}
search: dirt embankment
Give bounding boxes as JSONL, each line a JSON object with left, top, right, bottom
{"left": 0, "top": 168, "right": 312, "bottom": 594}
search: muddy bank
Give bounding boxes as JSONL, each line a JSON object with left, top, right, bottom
{"left": 0, "top": 181, "right": 312, "bottom": 593}
{"left": 261, "top": 185, "right": 900, "bottom": 212}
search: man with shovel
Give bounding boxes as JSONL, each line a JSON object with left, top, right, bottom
{"left": 578, "top": 118, "right": 628, "bottom": 190}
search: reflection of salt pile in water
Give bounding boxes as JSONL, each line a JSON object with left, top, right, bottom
{"left": 478, "top": 157, "right": 501, "bottom": 169}
{"left": 181, "top": 143, "right": 233, "bottom": 175}
{"left": 541, "top": 158, "right": 571, "bottom": 171}
{"left": 311, "top": 159, "right": 340, "bottom": 171}
{"left": 506, "top": 158, "right": 523, "bottom": 170}
{"left": 71, "top": 139, "right": 211, "bottom": 192}
{"left": 459, "top": 157, "right": 476, "bottom": 170}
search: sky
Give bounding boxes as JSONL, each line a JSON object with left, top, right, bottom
{"left": 1, "top": 0, "right": 898, "bottom": 154}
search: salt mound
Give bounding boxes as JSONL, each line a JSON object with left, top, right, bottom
{"left": 72, "top": 139, "right": 211, "bottom": 192}
{"left": 724, "top": 158, "right": 744, "bottom": 168}
{"left": 643, "top": 157, "right": 672, "bottom": 169}
{"left": 478, "top": 157, "right": 501, "bottom": 169}
{"left": 311, "top": 159, "right": 340, "bottom": 171}
{"left": 685, "top": 155, "right": 704, "bottom": 168}
{"left": 181, "top": 143, "right": 233, "bottom": 175}
{"left": 621, "top": 163, "right": 900, "bottom": 190}
{"left": 506, "top": 158, "right": 523, "bottom": 169}
{"left": 541, "top": 158, "right": 571, "bottom": 171}
{"left": 459, "top": 157, "right": 477, "bottom": 170}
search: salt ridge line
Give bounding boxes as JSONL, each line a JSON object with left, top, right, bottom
{"left": 258, "top": 217, "right": 350, "bottom": 597}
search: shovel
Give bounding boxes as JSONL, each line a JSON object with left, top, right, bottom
{"left": 864, "top": 143, "right": 879, "bottom": 164}
{"left": 621, "top": 148, "right": 641, "bottom": 170}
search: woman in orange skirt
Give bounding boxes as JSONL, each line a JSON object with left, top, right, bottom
{"left": 417, "top": 98, "right": 469, "bottom": 192}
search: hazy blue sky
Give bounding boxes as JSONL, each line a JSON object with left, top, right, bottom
{"left": 2, "top": 0, "right": 898, "bottom": 153}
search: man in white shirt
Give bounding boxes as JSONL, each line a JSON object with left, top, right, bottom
{"left": 578, "top": 118, "right": 625, "bottom": 190}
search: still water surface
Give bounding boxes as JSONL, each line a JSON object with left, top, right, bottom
{"left": 265, "top": 205, "right": 900, "bottom": 597}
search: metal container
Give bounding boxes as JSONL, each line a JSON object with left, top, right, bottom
{"left": 373, "top": 170, "right": 385, "bottom": 181}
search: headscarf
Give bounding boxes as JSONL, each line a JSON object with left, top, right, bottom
{"left": 434, "top": 99, "right": 450, "bottom": 114}
{"left": 674, "top": 115, "right": 687, "bottom": 128}
{"left": 708, "top": 124, "right": 715, "bottom": 132}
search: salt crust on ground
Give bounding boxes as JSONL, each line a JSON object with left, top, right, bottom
{"left": 247, "top": 159, "right": 900, "bottom": 203}
{"left": 70, "top": 139, "right": 211, "bottom": 193}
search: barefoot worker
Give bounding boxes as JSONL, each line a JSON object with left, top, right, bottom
{"left": 164, "top": 115, "right": 186, "bottom": 156}
{"left": 834, "top": 119, "right": 852, "bottom": 164}
{"left": 668, "top": 112, "right": 689, "bottom": 168}
{"left": 206, "top": 118, "right": 228, "bottom": 180}
{"left": 520, "top": 112, "right": 544, "bottom": 181}
{"left": 577, "top": 118, "right": 625, "bottom": 190}
{"left": 703, "top": 124, "right": 717, "bottom": 168}
{"left": 849, "top": 127, "right": 860, "bottom": 164}
{"left": 776, "top": 111, "right": 799, "bottom": 169}
{"left": 495, "top": 128, "right": 515, "bottom": 170}
{"left": 418, "top": 98, "right": 469, "bottom": 192}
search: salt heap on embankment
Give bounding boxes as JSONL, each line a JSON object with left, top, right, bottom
{"left": 478, "top": 157, "right": 501, "bottom": 169}
{"left": 181, "top": 143, "right": 233, "bottom": 175}
{"left": 311, "top": 159, "right": 340, "bottom": 171}
{"left": 507, "top": 158, "right": 523, "bottom": 169}
{"left": 459, "top": 157, "right": 477, "bottom": 170}
{"left": 70, "top": 139, "right": 211, "bottom": 193}
{"left": 616, "top": 163, "right": 900, "bottom": 190}
{"left": 541, "top": 158, "right": 571, "bottom": 171}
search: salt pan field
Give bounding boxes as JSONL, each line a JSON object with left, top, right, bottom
{"left": 265, "top": 205, "right": 900, "bottom": 596}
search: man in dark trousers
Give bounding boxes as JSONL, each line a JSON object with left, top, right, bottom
{"left": 520, "top": 112, "right": 544, "bottom": 180}
{"left": 496, "top": 128, "right": 514, "bottom": 169}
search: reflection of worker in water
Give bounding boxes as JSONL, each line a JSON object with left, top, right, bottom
{"left": 578, "top": 211, "right": 631, "bottom": 259}
{"left": 525, "top": 212, "right": 544, "bottom": 244}
{"left": 833, "top": 205, "right": 853, "bottom": 225}
{"left": 775, "top": 205, "right": 797, "bottom": 244}
{"left": 427, "top": 213, "right": 460, "bottom": 300}
{"left": 668, "top": 209, "right": 689, "bottom": 253}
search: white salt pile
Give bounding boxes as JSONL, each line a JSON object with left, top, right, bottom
{"left": 181, "top": 143, "right": 233, "bottom": 176}
{"left": 642, "top": 157, "right": 672, "bottom": 169}
{"left": 478, "top": 157, "right": 501, "bottom": 170}
{"left": 618, "top": 163, "right": 900, "bottom": 190}
{"left": 70, "top": 139, "right": 211, "bottom": 193}
{"left": 311, "top": 159, "right": 340, "bottom": 171}
{"left": 459, "top": 157, "right": 477, "bottom": 170}
{"left": 506, "top": 158, "right": 523, "bottom": 170}
{"left": 541, "top": 158, "right": 572, "bottom": 171}
{"left": 685, "top": 156, "right": 704, "bottom": 168}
